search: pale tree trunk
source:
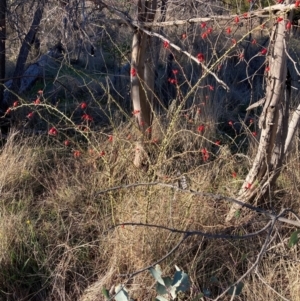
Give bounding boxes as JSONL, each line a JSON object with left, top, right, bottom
{"left": 284, "top": 102, "right": 300, "bottom": 155}
{"left": 226, "top": 5, "right": 293, "bottom": 222}
{"left": 0, "top": 0, "right": 6, "bottom": 111}
{"left": 131, "top": 0, "right": 157, "bottom": 168}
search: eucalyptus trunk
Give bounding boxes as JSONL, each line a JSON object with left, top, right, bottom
{"left": 131, "top": 0, "right": 157, "bottom": 168}
{"left": 226, "top": 5, "right": 293, "bottom": 221}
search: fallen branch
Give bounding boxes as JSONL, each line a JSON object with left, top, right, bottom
{"left": 106, "top": 206, "right": 287, "bottom": 300}
{"left": 114, "top": 219, "right": 272, "bottom": 278}
{"left": 96, "top": 181, "right": 300, "bottom": 227}
{"left": 213, "top": 211, "right": 277, "bottom": 300}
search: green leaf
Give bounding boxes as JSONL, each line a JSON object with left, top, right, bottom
{"left": 102, "top": 287, "right": 110, "bottom": 299}
{"left": 288, "top": 230, "right": 300, "bottom": 248}
{"left": 150, "top": 266, "right": 166, "bottom": 286}
{"left": 241, "top": 253, "right": 248, "bottom": 261}
{"left": 227, "top": 282, "right": 244, "bottom": 296}
{"left": 234, "top": 210, "right": 241, "bottom": 218}
{"left": 115, "top": 284, "right": 130, "bottom": 301}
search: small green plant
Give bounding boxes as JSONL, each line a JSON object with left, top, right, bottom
{"left": 102, "top": 285, "right": 134, "bottom": 301}
{"left": 150, "top": 265, "right": 190, "bottom": 301}
{"left": 227, "top": 282, "right": 244, "bottom": 296}
{"left": 288, "top": 230, "right": 300, "bottom": 248}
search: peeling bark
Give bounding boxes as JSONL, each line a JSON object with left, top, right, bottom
{"left": 226, "top": 9, "right": 292, "bottom": 222}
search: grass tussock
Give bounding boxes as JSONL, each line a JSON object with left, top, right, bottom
{"left": 0, "top": 123, "right": 299, "bottom": 301}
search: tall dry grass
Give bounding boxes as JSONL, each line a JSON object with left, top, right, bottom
{"left": 1, "top": 9, "right": 300, "bottom": 300}
{"left": 0, "top": 114, "right": 299, "bottom": 301}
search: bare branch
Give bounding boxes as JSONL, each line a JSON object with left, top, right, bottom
{"left": 246, "top": 98, "right": 266, "bottom": 111}
{"left": 96, "top": 182, "right": 300, "bottom": 227}
{"left": 96, "top": 2, "right": 298, "bottom": 29}
{"left": 213, "top": 215, "right": 277, "bottom": 300}
{"left": 111, "top": 220, "right": 272, "bottom": 241}
{"left": 92, "top": 22, "right": 229, "bottom": 90}
{"left": 113, "top": 220, "right": 272, "bottom": 279}
{"left": 134, "top": 26, "right": 230, "bottom": 91}
{"left": 108, "top": 210, "right": 288, "bottom": 297}
{"left": 284, "top": 38, "right": 300, "bottom": 77}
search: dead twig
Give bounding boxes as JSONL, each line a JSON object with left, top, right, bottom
{"left": 96, "top": 181, "right": 300, "bottom": 228}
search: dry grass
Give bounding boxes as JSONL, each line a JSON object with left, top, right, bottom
{"left": 2, "top": 12, "right": 300, "bottom": 301}
{"left": 0, "top": 119, "right": 299, "bottom": 301}
{"left": 3, "top": 2, "right": 300, "bottom": 300}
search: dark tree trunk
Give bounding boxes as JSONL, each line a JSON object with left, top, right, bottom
{"left": 5, "top": 1, "right": 46, "bottom": 105}
{"left": 0, "top": 0, "right": 6, "bottom": 111}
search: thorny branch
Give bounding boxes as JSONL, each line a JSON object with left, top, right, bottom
{"left": 94, "top": 1, "right": 230, "bottom": 91}
{"left": 134, "top": 26, "right": 230, "bottom": 90}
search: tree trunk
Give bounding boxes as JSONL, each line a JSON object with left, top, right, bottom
{"left": 226, "top": 7, "right": 292, "bottom": 221}
{"left": 4, "top": 0, "right": 46, "bottom": 106}
{"left": 131, "top": 0, "right": 157, "bottom": 168}
{"left": 0, "top": 0, "right": 6, "bottom": 111}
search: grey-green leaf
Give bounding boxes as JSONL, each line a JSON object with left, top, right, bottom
{"left": 150, "top": 267, "right": 165, "bottom": 286}
{"left": 227, "top": 282, "right": 244, "bottom": 296}
{"left": 172, "top": 270, "right": 190, "bottom": 292}
{"left": 162, "top": 276, "right": 172, "bottom": 288}
{"left": 169, "top": 285, "right": 177, "bottom": 300}
{"left": 155, "top": 296, "right": 169, "bottom": 301}
{"left": 172, "top": 270, "right": 182, "bottom": 287}
{"left": 288, "top": 230, "right": 300, "bottom": 248}
{"left": 234, "top": 210, "right": 241, "bottom": 218}
{"left": 156, "top": 282, "right": 168, "bottom": 296}
{"left": 115, "top": 285, "right": 129, "bottom": 301}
